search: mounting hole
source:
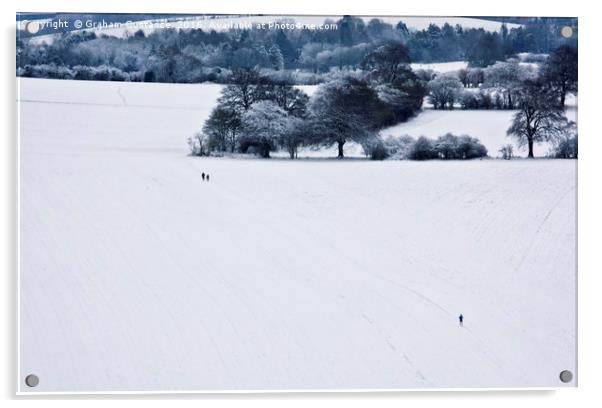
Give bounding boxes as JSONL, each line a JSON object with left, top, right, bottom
{"left": 559, "top": 370, "right": 573, "bottom": 383}
{"left": 25, "top": 374, "right": 39, "bottom": 387}
{"left": 25, "top": 21, "right": 41, "bottom": 35}
{"left": 560, "top": 26, "right": 573, "bottom": 38}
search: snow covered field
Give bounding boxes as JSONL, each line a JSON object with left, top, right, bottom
{"left": 18, "top": 78, "right": 576, "bottom": 392}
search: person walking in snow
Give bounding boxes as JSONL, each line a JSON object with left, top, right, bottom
{"left": 201, "top": 172, "right": 205, "bottom": 181}
{"left": 206, "top": 174, "right": 210, "bottom": 182}
{"left": 458, "top": 314, "right": 464, "bottom": 327}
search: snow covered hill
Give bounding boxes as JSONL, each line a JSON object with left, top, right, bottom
{"left": 18, "top": 78, "right": 576, "bottom": 392}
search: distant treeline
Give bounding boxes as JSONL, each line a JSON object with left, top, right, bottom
{"left": 17, "top": 16, "right": 577, "bottom": 84}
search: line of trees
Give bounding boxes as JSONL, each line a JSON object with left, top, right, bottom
{"left": 367, "top": 133, "right": 488, "bottom": 160}
{"left": 426, "top": 45, "right": 578, "bottom": 112}
{"left": 17, "top": 16, "right": 577, "bottom": 84}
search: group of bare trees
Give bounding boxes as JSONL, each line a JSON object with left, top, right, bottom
{"left": 192, "top": 43, "right": 427, "bottom": 159}
{"left": 192, "top": 69, "right": 309, "bottom": 158}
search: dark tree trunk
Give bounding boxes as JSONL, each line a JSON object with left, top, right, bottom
{"left": 527, "top": 138, "right": 534, "bottom": 158}
{"left": 260, "top": 143, "right": 270, "bottom": 158}
{"left": 337, "top": 140, "right": 345, "bottom": 158}
{"left": 560, "top": 91, "right": 566, "bottom": 108}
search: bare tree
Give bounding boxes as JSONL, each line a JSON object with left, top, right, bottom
{"left": 218, "top": 68, "right": 268, "bottom": 113}
{"left": 361, "top": 42, "right": 411, "bottom": 83}
{"left": 203, "top": 107, "right": 241, "bottom": 152}
{"left": 507, "top": 79, "right": 569, "bottom": 158}
{"left": 309, "top": 76, "right": 384, "bottom": 158}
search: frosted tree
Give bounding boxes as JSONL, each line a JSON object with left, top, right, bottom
{"left": 428, "top": 75, "right": 463, "bottom": 109}
{"left": 240, "top": 101, "right": 289, "bottom": 158}
{"left": 484, "top": 60, "right": 536, "bottom": 109}
{"left": 279, "top": 116, "right": 306, "bottom": 159}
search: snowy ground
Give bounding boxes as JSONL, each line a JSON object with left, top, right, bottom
{"left": 18, "top": 78, "right": 576, "bottom": 392}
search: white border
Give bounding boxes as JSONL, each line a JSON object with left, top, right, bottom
{"left": 13, "top": 14, "right": 578, "bottom": 396}
{"left": 4, "top": 0, "right": 601, "bottom": 406}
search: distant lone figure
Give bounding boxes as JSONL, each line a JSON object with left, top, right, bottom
{"left": 458, "top": 314, "right": 464, "bottom": 327}
{"left": 206, "top": 174, "right": 210, "bottom": 182}
{"left": 201, "top": 172, "right": 205, "bottom": 181}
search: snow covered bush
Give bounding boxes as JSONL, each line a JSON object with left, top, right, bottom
{"left": 383, "top": 135, "right": 416, "bottom": 160}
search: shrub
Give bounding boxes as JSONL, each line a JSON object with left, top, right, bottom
{"left": 383, "top": 135, "right": 415, "bottom": 160}
{"left": 409, "top": 136, "right": 438, "bottom": 160}
{"left": 455, "top": 135, "right": 488, "bottom": 159}
{"left": 460, "top": 90, "right": 493, "bottom": 109}
{"left": 499, "top": 144, "right": 514, "bottom": 160}
{"left": 553, "top": 135, "right": 578, "bottom": 158}
{"left": 369, "top": 141, "right": 389, "bottom": 160}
